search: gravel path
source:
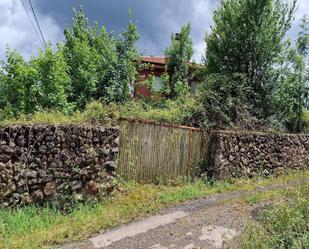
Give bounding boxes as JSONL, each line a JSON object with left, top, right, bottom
{"left": 59, "top": 179, "right": 306, "bottom": 249}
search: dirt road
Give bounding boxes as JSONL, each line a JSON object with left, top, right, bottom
{"left": 59, "top": 181, "right": 303, "bottom": 249}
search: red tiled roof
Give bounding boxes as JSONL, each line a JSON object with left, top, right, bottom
{"left": 141, "top": 56, "right": 166, "bottom": 65}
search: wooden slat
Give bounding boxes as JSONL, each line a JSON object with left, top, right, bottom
{"left": 118, "top": 120, "right": 209, "bottom": 183}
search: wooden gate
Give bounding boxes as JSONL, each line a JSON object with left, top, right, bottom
{"left": 118, "top": 119, "right": 208, "bottom": 183}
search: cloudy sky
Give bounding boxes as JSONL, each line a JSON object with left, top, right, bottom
{"left": 0, "top": 0, "right": 308, "bottom": 62}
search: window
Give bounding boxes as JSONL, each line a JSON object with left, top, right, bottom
{"left": 152, "top": 76, "right": 163, "bottom": 92}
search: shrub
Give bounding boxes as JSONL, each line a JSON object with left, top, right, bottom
{"left": 0, "top": 101, "right": 110, "bottom": 126}
{"left": 108, "top": 97, "right": 196, "bottom": 124}
{"left": 240, "top": 185, "right": 309, "bottom": 249}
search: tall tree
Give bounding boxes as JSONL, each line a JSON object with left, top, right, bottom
{"left": 205, "top": 0, "right": 297, "bottom": 118}
{"left": 31, "top": 46, "right": 72, "bottom": 113}
{"left": 0, "top": 47, "right": 72, "bottom": 118}
{"left": 105, "top": 11, "right": 140, "bottom": 102}
{"left": 63, "top": 8, "right": 139, "bottom": 106}
{"left": 275, "top": 16, "right": 309, "bottom": 132}
{"left": 165, "top": 23, "right": 193, "bottom": 97}
{"left": 0, "top": 49, "right": 38, "bottom": 117}
{"left": 63, "top": 7, "right": 100, "bottom": 108}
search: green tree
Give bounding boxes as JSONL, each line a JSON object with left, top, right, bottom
{"left": 205, "top": 0, "right": 297, "bottom": 118}
{"left": 0, "top": 47, "right": 72, "bottom": 118}
{"left": 275, "top": 16, "right": 309, "bottom": 132}
{"left": 0, "top": 49, "right": 38, "bottom": 117}
{"left": 165, "top": 23, "right": 193, "bottom": 97}
{"left": 63, "top": 7, "right": 139, "bottom": 105}
{"left": 105, "top": 11, "right": 140, "bottom": 102}
{"left": 63, "top": 7, "right": 99, "bottom": 108}
{"left": 31, "top": 46, "right": 72, "bottom": 113}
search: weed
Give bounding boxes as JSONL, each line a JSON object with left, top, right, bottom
{"left": 239, "top": 183, "right": 309, "bottom": 249}
{"left": 0, "top": 170, "right": 308, "bottom": 249}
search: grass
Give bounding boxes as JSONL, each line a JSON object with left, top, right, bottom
{"left": 0, "top": 98, "right": 196, "bottom": 126}
{"left": 0, "top": 170, "right": 308, "bottom": 249}
{"left": 239, "top": 182, "right": 309, "bottom": 249}
{"left": 0, "top": 101, "right": 110, "bottom": 126}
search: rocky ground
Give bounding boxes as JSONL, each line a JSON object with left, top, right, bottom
{"left": 58, "top": 180, "right": 305, "bottom": 249}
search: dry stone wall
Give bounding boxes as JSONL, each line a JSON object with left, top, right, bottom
{"left": 0, "top": 125, "right": 119, "bottom": 207}
{"left": 208, "top": 130, "right": 309, "bottom": 179}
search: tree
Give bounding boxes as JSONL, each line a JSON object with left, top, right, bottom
{"left": 0, "top": 49, "right": 38, "bottom": 117}
{"left": 0, "top": 47, "right": 72, "bottom": 118}
{"left": 275, "top": 16, "right": 309, "bottom": 132}
{"left": 105, "top": 11, "right": 140, "bottom": 102}
{"left": 63, "top": 8, "right": 139, "bottom": 105}
{"left": 63, "top": 7, "right": 100, "bottom": 108}
{"left": 165, "top": 23, "right": 193, "bottom": 97}
{"left": 205, "top": 0, "right": 297, "bottom": 118}
{"left": 31, "top": 46, "right": 72, "bottom": 113}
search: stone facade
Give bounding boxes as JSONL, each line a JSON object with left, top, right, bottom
{"left": 208, "top": 131, "right": 309, "bottom": 179}
{"left": 0, "top": 125, "right": 119, "bottom": 207}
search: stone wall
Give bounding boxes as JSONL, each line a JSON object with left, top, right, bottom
{"left": 0, "top": 125, "right": 119, "bottom": 207}
{"left": 208, "top": 130, "right": 309, "bottom": 179}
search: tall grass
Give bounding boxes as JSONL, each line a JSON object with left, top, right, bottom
{"left": 240, "top": 183, "right": 309, "bottom": 249}
{"left": 0, "top": 171, "right": 308, "bottom": 249}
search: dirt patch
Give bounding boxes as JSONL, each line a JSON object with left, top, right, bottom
{"left": 58, "top": 179, "right": 307, "bottom": 249}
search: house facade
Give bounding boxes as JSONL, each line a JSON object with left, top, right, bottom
{"left": 134, "top": 56, "right": 202, "bottom": 98}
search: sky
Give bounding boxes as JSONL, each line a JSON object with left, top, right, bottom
{"left": 0, "top": 0, "right": 308, "bottom": 62}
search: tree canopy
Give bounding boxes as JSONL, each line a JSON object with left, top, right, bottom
{"left": 205, "top": 0, "right": 297, "bottom": 118}
{"left": 0, "top": 8, "right": 139, "bottom": 118}
{"left": 165, "top": 23, "right": 193, "bottom": 97}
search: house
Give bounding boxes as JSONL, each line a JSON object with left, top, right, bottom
{"left": 134, "top": 56, "right": 202, "bottom": 98}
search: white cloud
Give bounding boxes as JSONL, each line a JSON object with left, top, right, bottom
{"left": 191, "top": 0, "right": 218, "bottom": 62}
{"left": 292, "top": 0, "right": 309, "bottom": 19}
{"left": 0, "top": 0, "right": 307, "bottom": 63}
{"left": 0, "top": 0, "right": 63, "bottom": 60}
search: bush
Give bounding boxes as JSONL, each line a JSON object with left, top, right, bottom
{"left": 285, "top": 110, "right": 309, "bottom": 133}
{"left": 188, "top": 73, "right": 259, "bottom": 129}
{"left": 107, "top": 97, "right": 196, "bottom": 124}
{"left": 240, "top": 185, "right": 309, "bottom": 249}
{"left": 0, "top": 98, "right": 196, "bottom": 127}
{"left": 0, "top": 101, "right": 110, "bottom": 126}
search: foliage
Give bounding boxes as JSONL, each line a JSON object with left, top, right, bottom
{"left": 0, "top": 7, "right": 139, "bottom": 119}
{"left": 63, "top": 8, "right": 139, "bottom": 107}
{"left": 107, "top": 97, "right": 196, "bottom": 124}
{"left": 0, "top": 98, "right": 196, "bottom": 126}
{"left": 205, "top": 0, "right": 297, "bottom": 119}
{"left": 0, "top": 101, "right": 110, "bottom": 126}
{"left": 274, "top": 16, "right": 309, "bottom": 132}
{"left": 0, "top": 49, "right": 37, "bottom": 117}
{"left": 63, "top": 9, "right": 101, "bottom": 108}
{"left": 165, "top": 23, "right": 193, "bottom": 97}
{"left": 105, "top": 11, "right": 140, "bottom": 102}
{"left": 240, "top": 183, "right": 309, "bottom": 249}
{"left": 188, "top": 73, "right": 258, "bottom": 129}
{"left": 0, "top": 47, "right": 72, "bottom": 119}
{"left": 31, "top": 46, "right": 72, "bottom": 112}
{"left": 1, "top": 170, "right": 307, "bottom": 249}
{"left": 303, "top": 110, "right": 309, "bottom": 132}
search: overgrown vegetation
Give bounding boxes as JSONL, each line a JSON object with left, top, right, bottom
{"left": 0, "top": 7, "right": 139, "bottom": 118}
{"left": 0, "top": 1, "right": 308, "bottom": 133}
{"left": 240, "top": 182, "right": 309, "bottom": 249}
{"left": 0, "top": 170, "right": 307, "bottom": 249}
{"left": 164, "top": 23, "right": 193, "bottom": 98}
{"left": 205, "top": 0, "right": 297, "bottom": 118}
{"left": 0, "top": 98, "right": 196, "bottom": 126}
{"left": 195, "top": 0, "right": 309, "bottom": 131}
